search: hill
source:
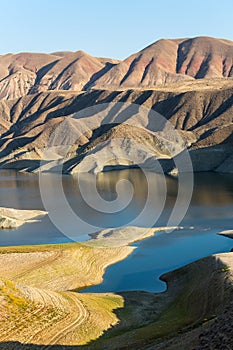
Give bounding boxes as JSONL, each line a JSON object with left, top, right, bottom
{"left": 0, "top": 37, "right": 233, "bottom": 100}
{"left": 0, "top": 79, "right": 232, "bottom": 173}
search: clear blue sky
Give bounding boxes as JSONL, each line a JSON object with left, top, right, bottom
{"left": 1, "top": 0, "right": 233, "bottom": 59}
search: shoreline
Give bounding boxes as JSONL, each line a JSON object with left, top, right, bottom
{"left": 0, "top": 206, "right": 47, "bottom": 229}
{"left": 218, "top": 229, "right": 233, "bottom": 240}
{"left": 0, "top": 225, "right": 187, "bottom": 295}
{"left": 87, "top": 250, "right": 233, "bottom": 350}
{"left": 0, "top": 225, "right": 231, "bottom": 292}
{"left": 0, "top": 229, "right": 232, "bottom": 348}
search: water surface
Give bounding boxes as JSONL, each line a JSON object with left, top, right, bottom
{"left": 0, "top": 169, "right": 232, "bottom": 292}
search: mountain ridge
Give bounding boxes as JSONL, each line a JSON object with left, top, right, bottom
{"left": 0, "top": 36, "right": 232, "bottom": 173}
{"left": 0, "top": 36, "right": 233, "bottom": 100}
{"left": 0, "top": 79, "right": 232, "bottom": 173}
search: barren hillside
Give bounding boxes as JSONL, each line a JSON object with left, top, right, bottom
{"left": 0, "top": 79, "right": 232, "bottom": 173}
{"left": 0, "top": 37, "right": 233, "bottom": 100}
{"left": 0, "top": 37, "right": 232, "bottom": 173}
{"left": 93, "top": 36, "right": 233, "bottom": 89}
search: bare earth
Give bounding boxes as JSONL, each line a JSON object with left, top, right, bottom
{"left": 0, "top": 37, "right": 233, "bottom": 100}
{"left": 0, "top": 227, "right": 232, "bottom": 349}
{"left": 0, "top": 207, "right": 47, "bottom": 229}
{"left": 0, "top": 78, "right": 232, "bottom": 174}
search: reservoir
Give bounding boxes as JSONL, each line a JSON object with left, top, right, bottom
{"left": 0, "top": 169, "right": 232, "bottom": 292}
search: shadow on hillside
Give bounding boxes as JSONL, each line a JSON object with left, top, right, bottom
{"left": 1, "top": 253, "right": 232, "bottom": 350}
{"left": 0, "top": 159, "right": 41, "bottom": 172}
{"left": 0, "top": 344, "right": 67, "bottom": 349}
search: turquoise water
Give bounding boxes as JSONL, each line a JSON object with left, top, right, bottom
{"left": 83, "top": 225, "right": 233, "bottom": 293}
{"left": 0, "top": 169, "right": 232, "bottom": 292}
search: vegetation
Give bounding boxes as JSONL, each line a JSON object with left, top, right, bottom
{"left": 0, "top": 242, "right": 232, "bottom": 348}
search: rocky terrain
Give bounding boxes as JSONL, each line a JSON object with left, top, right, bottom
{"left": 92, "top": 37, "right": 233, "bottom": 90}
{"left": 0, "top": 229, "right": 232, "bottom": 349}
{"left": 0, "top": 36, "right": 232, "bottom": 349}
{"left": 0, "top": 36, "right": 232, "bottom": 174}
{"left": 0, "top": 37, "right": 233, "bottom": 100}
{"left": 0, "top": 79, "right": 232, "bottom": 173}
{"left": 194, "top": 301, "right": 233, "bottom": 350}
{"left": 0, "top": 207, "right": 47, "bottom": 229}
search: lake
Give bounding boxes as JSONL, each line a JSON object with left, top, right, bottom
{"left": 0, "top": 169, "right": 232, "bottom": 292}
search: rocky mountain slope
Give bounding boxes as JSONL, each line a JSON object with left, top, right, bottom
{"left": 0, "top": 78, "right": 232, "bottom": 173}
{"left": 0, "top": 51, "right": 119, "bottom": 100}
{"left": 0, "top": 37, "right": 232, "bottom": 173}
{"left": 93, "top": 37, "right": 233, "bottom": 90}
{"left": 0, "top": 37, "right": 233, "bottom": 100}
{"left": 0, "top": 207, "right": 46, "bottom": 229}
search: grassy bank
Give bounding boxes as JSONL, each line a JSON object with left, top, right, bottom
{"left": 0, "top": 234, "right": 232, "bottom": 348}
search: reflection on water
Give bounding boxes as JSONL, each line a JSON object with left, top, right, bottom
{"left": 0, "top": 169, "right": 232, "bottom": 246}
{"left": 0, "top": 169, "right": 233, "bottom": 292}
{"left": 65, "top": 171, "right": 167, "bottom": 231}
{"left": 82, "top": 171, "right": 233, "bottom": 293}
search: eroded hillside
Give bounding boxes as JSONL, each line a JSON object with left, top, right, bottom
{"left": 0, "top": 79, "right": 232, "bottom": 173}
{"left": 0, "top": 37, "right": 233, "bottom": 100}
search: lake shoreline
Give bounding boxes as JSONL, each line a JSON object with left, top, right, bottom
{"left": 0, "top": 233, "right": 232, "bottom": 348}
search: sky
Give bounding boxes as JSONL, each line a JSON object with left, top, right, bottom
{"left": 1, "top": 0, "right": 233, "bottom": 59}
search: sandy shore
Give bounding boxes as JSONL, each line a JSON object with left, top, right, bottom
{"left": 219, "top": 229, "right": 233, "bottom": 240}
{"left": 0, "top": 226, "right": 161, "bottom": 347}
{"left": 0, "top": 227, "right": 232, "bottom": 348}
{"left": 0, "top": 207, "right": 47, "bottom": 229}
{"left": 0, "top": 226, "right": 178, "bottom": 291}
{"left": 87, "top": 226, "right": 181, "bottom": 247}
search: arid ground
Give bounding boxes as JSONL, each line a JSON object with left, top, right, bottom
{"left": 0, "top": 228, "right": 232, "bottom": 349}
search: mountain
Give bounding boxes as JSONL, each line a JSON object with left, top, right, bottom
{"left": 0, "top": 78, "right": 232, "bottom": 173}
{"left": 93, "top": 37, "right": 233, "bottom": 89}
{"left": 0, "top": 36, "right": 232, "bottom": 173}
{"left": 0, "top": 51, "right": 119, "bottom": 100}
{"left": 0, "top": 37, "right": 233, "bottom": 100}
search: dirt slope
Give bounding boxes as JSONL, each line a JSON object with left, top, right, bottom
{"left": 0, "top": 241, "right": 232, "bottom": 349}
{"left": 93, "top": 37, "right": 233, "bottom": 89}
{"left": 0, "top": 81, "right": 232, "bottom": 173}
{"left": 0, "top": 37, "right": 233, "bottom": 100}
{"left": 0, "top": 51, "right": 119, "bottom": 100}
